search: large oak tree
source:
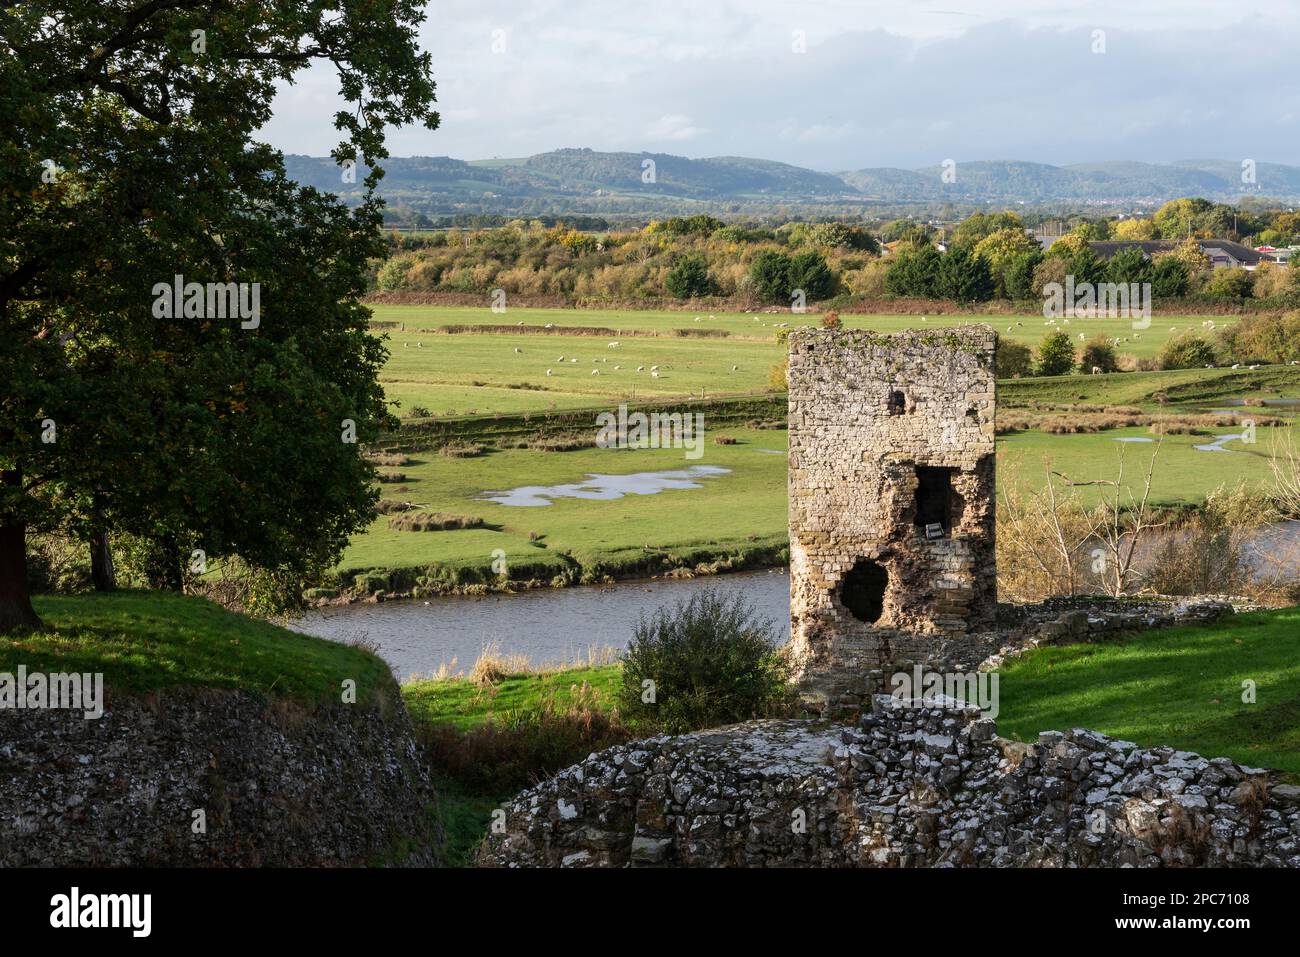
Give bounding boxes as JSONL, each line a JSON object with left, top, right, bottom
{"left": 0, "top": 1, "right": 438, "bottom": 630}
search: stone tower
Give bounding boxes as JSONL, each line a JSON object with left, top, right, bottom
{"left": 786, "top": 325, "right": 996, "bottom": 710}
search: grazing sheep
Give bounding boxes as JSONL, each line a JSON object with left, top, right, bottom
{"left": 636, "top": 365, "right": 644, "bottom": 372}
{"left": 1091, "top": 366, "right": 1102, "bottom": 375}
{"left": 731, "top": 365, "right": 738, "bottom": 371}
{"left": 546, "top": 369, "right": 553, "bottom": 376}
{"left": 613, "top": 365, "right": 620, "bottom": 370}
{"left": 608, "top": 341, "right": 619, "bottom": 348}
{"left": 514, "top": 347, "right": 522, "bottom": 353}
{"left": 591, "top": 369, "right": 599, "bottom": 376}
{"left": 651, "top": 370, "right": 660, "bottom": 378}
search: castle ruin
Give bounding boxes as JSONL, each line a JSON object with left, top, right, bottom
{"left": 786, "top": 326, "right": 997, "bottom": 710}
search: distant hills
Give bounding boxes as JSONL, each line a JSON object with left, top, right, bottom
{"left": 282, "top": 149, "right": 1300, "bottom": 217}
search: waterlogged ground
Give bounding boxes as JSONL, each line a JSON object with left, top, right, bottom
{"left": 479, "top": 465, "right": 731, "bottom": 507}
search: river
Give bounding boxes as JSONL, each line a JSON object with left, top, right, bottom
{"left": 290, "top": 568, "right": 791, "bottom": 680}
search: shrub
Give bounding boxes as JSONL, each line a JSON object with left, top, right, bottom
{"left": 1079, "top": 336, "right": 1119, "bottom": 373}
{"left": 1036, "top": 331, "right": 1077, "bottom": 376}
{"left": 883, "top": 244, "right": 941, "bottom": 298}
{"left": 768, "top": 357, "right": 788, "bottom": 391}
{"left": 996, "top": 339, "right": 1033, "bottom": 378}
{"left": 821, "top": 310, "right": 841, "bottom": 329}
{"left": 376, "top": 471, "right": 406, "bottom": 483}
{"left": 665, "top": 254, "right": 714, "bottom": 299}
{"left": 1203, "top": 267, "right": 1255, "bottom": 300}
{"left": 440, "top": 442, "right": 485, "bottom": 458}
{"left": 618, "top": 590, "right": 791, "bottom": 733}
{"left": 787, "top": 250, "right": 836, "bottom": 302}
{"left": 388, "top": 512, "right": 485, "bottom": 532}
{"left": 749, "top": 250, "right": 794, "bottom": 303}
{"left": 1159, "top": 332, "right": 1217, "bottom": 370}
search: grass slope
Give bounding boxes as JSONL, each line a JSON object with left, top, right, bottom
{"left": 996, "top": 608, "right": 1300, "bottom": 776}
{"left": 2, "top": 591, "right": 393, "bottom": 706}
{"left": 403, "top": 664, "right": 620, "bottom": 732}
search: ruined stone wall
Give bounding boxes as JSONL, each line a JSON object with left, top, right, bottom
{"left": 0, "top": 687, "right": 438, "bottom": 866}
{"left": 787, "top": 326, "right": 997, "bottom": 707}
{"left": 477, "top": 702, "right": 1300, "bottom": 868}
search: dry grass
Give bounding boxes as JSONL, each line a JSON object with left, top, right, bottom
{"left": 387, "top": 511, "right": 485, "bottom": 532}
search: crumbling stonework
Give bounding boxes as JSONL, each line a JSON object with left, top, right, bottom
{"left": 0, "top": 687, "right": 439, "bottom": 866}
{"left": 477, "top": 700, "right": 1300, "bottom": 868}
{"left": 787, "top": 326, "right": 997, "bottom": 708}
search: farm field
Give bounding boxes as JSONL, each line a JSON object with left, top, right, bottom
{"left": 342, "top": 304, "right": 1300, "bottom": 584}
{"left": 372, "top": 305, "right": 1256, "bottom": 419}
{"left": 341, "top": 427, "right": 788, "bottom": 579}
{"left": 370, "top": 303, "right": 1237, "bottom": 360}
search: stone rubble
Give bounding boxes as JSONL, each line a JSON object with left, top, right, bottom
{"left": 478, "top": 698, "right": 1299, "bottom": 868}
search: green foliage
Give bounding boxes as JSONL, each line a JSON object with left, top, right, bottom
{"left": 665, "top": 254, "right": 714, "bottom": 299}
{"left": 1215, "top": 311, "right": 1300, "bottom": 365}
{"left": 936, "top": 245, "right": 994, "bottom": 303}
{"left": 1036, "top": 331, "right": 1078, "bottom": 376}
{"left": 1001, "top": 251, "right": 1044, "bottom": 300}
{"left": 650, "top": 214, "right": 725, "bottom": 237}
{"left": 1158, "top": 333, "right": 1219, "bottom": 370}
{"left": 787, "top": 250, "right": 837, "bottom": 302}
{"left": 618, "top": 590, "right": 790, "bottom": 733}
{"left": 1151, "top": 256, "right": 1191, "bottom": 299}
{"left": 1, "top": 0, "right": 437, "bottom": 627}
{"left": 749, "top": 250, "right": 795, "bottom": 303}
{"left": 1079, "top": 336, "right": 1119, "bottom": 373}
{"left": 1203, "top": 268, "right": 1255, "bottom": 300}
{"left": 996, "top": 339, "right": 1034, "bottom": 378}
{"left": 1105, "top": 246, "right": 1154, "bottom": 286}
{"left": 883, "top": 245, "right": 941, "bottom": 297}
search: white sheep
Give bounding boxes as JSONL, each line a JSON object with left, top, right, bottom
{"left": 514, "top": 347, "right": 522, "bottom": 353}
{"left": 546, "top": 369, "right": 553, "bottom": 376}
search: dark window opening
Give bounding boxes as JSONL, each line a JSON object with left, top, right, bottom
{"left": 887, "top": 390, "right": 906, "bottom": 415}
{"left": 841, "top": 559, "right": 887, "bottom": 623}
{"left": 914, "top": 466, "right": 955, "bottom": 535}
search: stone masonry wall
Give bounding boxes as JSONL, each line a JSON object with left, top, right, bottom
{"left": 787, "top": 326, "right": 997, "bottom": 708}
{"left": 477, "top": 700, "right": 1300, "bottom": 868}
{"left": 0, "top": 687, "right": 438, "bottom": 866}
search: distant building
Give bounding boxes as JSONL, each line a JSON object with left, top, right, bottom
{"left": 1087, "top": 239, "right": 1266, "bottom": 270}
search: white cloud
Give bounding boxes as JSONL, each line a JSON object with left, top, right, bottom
{"left": 257, "top": 1, "right": 1300, "bottom": 168}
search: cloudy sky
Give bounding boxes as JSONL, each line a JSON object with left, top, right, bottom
{"left": 258, "top": 0, "right": 1300, "bottom": 171}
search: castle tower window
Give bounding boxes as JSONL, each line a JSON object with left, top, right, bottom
{"left": 914, "top": 466, "right": 955, "bottom": 535}
{"left": 887, "top": 390, "right": 906, "bottom": 415}
{"left": 840, "top": 559, "right": 887, "bottom": 623}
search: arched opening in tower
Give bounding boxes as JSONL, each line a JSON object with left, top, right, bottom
{"left": 840, "top": 559, "right": 888, "bottom": 623}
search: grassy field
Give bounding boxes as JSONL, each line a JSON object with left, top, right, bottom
{"left": 370, "top": 304, "right": 1245, "bottom": 418}
{"left": 2, "top": 591, "right": 393, "bottom": 705}
{"left": 371, "top": 303, "right": 1234, "bottom": 359}
{"left": 339, "top": 304, "right": 1300, "bottom": 585}
{"left": 341, "top": 427, "right": 788, "bottom": 580}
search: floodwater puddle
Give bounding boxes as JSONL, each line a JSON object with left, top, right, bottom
{"left": 480, "top": 465, "right": 732, "bottom": 507}
{"left": 1193, "top": 433, "right": 1245, "bottom": 452}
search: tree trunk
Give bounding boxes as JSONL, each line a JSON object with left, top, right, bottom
{"left": 0, "top": 519, "right": 41, "bottom": 632}
{"left": 90, "top": 523, "right": 116, "bottom": 591}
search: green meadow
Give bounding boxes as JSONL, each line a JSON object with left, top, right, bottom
{"left": 370, "top": 305, "right": 1244, "bottom": 418}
